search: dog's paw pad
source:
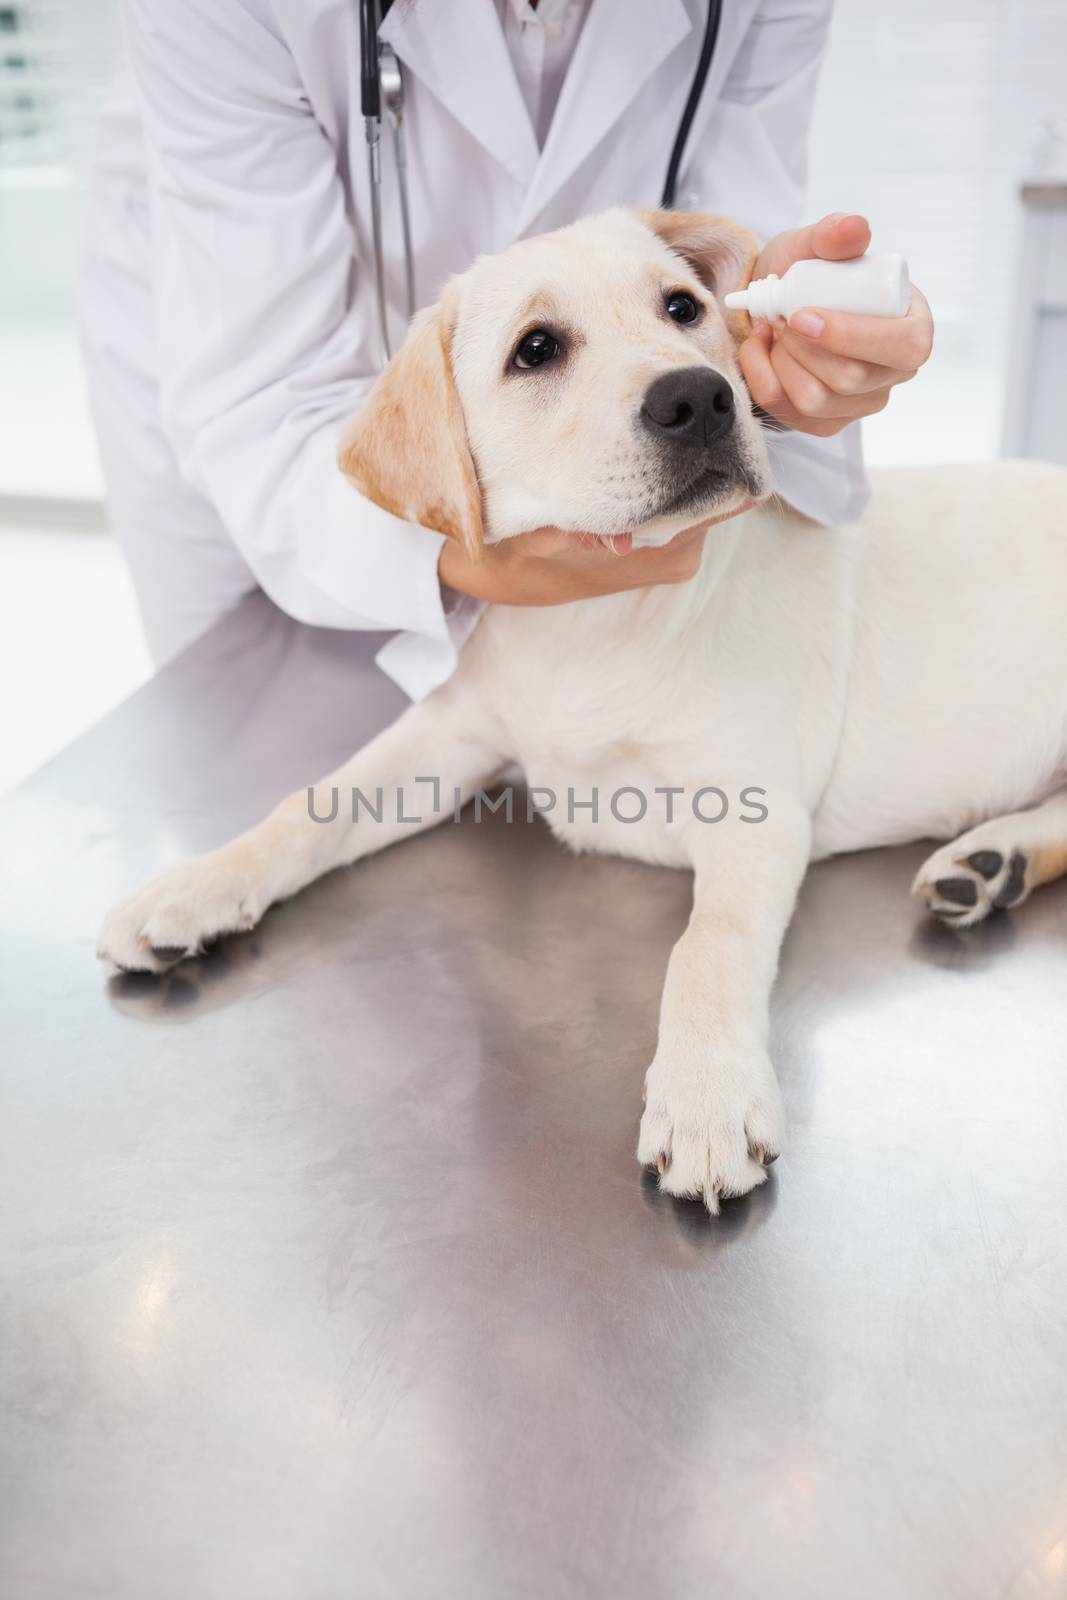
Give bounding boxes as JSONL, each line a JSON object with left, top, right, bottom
{"left": 934, "top": 876, "right": 978, "bottom": 908}
{"left": 966, "top": 850, "right": 1003, "bottom": 881}
{"left": 992, "top": 849, "right": 1028, "bottom": 909}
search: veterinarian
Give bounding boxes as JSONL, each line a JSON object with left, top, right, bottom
{"left": 80, "top": 0, "right": 933, "bottom": 699}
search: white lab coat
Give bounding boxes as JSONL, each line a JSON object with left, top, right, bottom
{"left": 80, "top": 0, "right": 865, "bottom": 700}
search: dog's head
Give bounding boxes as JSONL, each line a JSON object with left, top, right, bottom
{"left": 340, "top": 209, "right": 771, "bottom": 556}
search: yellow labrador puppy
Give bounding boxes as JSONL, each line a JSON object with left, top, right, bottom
{"left": 99, "top": 210, "right": 1067, "bottom": 1212}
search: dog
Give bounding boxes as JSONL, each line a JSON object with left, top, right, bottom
{"left": 98, "top": 209, "right": 1067, "bottom": 1211}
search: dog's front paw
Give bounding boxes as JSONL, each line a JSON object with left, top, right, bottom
{"left": 97, "top": 852, "right": 263, "bottom": 975}
{"left": 637, "top": 1040, "right": 784, "bottom": 1214}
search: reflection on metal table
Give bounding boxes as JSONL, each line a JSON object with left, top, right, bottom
{"left": 2, "top": 591, "right": 1066, "bottom": 1600}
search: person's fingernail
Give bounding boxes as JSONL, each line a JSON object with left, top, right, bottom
{"left": 751, "top": 319, "right": 773, "bottom": 341}
{"left": 823, "top": 211, "right": 847, "bottom": 225}
{"left": 790, "top": 310, "right": 825, "bottom": 338}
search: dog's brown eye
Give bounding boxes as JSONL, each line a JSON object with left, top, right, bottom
{"left": 666, "top": 290, "right": 700, "bottom": 325}
{"left": 513, "top": 329, "right": 561, "bottom": 369}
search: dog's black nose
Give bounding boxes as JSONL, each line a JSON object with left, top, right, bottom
{"left": 641, "top": 368, "right": 735, "bottom": 449}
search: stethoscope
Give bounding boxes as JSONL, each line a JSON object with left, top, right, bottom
{"left": 359, "top": 0, "right": 723, "bottom": 363}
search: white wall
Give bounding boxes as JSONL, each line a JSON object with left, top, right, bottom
{"left": 805, "top": 0, "right": 1067, "bottom": 464}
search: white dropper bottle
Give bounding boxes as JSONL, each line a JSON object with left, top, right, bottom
{"left": 724, "top": 253, "right": 910, "bottom": 321}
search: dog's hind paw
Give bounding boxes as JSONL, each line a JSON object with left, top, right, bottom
{"left": 912, "top": 832, "right": 1030, "bottom": 930}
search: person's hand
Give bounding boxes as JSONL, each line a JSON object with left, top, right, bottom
{"left": 438, "top": 503, "right": 752, "bottom": 606}
{"left": 738, "top": 213, "right": 934, "bottom": 438}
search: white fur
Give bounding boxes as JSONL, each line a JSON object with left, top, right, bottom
{"left": 99, "top": 212, "right": 1067, "bottom": 1213}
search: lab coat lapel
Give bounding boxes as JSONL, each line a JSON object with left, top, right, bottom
{"left": 514, "top": 0, "right": 693, "bottom": 234}
{"left": 380, "top": 0, "right": 540, "bottom": 191}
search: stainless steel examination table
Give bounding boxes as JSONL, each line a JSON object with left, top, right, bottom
{"left": 3, "top": 591, "right": 1067, "bottom": 1600}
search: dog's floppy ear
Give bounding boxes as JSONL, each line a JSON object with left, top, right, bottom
{"left": 339, "top": 289, "right": 483, "bottom": 557}
{"left": 637, "top": 210, "right": 759, "bottom": 341}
